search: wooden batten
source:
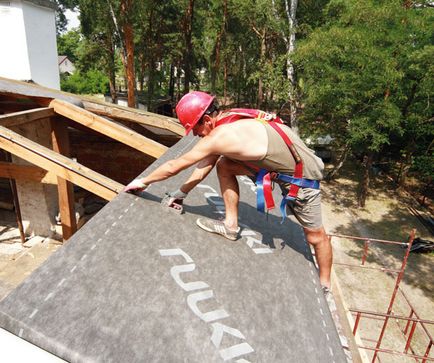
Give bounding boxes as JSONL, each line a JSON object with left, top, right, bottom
{"left": 0, "top": 125, "right": 122, "bottom": 201}
{"left": 0, "top": 107, "right": 55, "bottom": 127}
{"left": 0, "top": 161, "right": 57, "bottom": 184}
{"left": 49, "top": 99, "right": 168, "bottom": 159}
{"left": 82, "top": 100, "right": 184, "bottom": 136}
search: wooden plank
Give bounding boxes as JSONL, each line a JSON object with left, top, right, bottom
{"left": 51, "top": 118, "right": 77, "bottom": 240}
{"left": 82, "top": 100, "right": 184, "bottom": 136}
{"left": 0, "top": 161, "right": 57, "bottom": 184}
{"left": 0, "top": 125, "right": 122, "bottom": 201}
{"left": 50, "top": 99, "right": 168, "bottom": 159}
{"left": 0, "top": 77, "right": 83, "bottom": 107}
{"left": 0, "top": 108, "right": 55, "bottom": 127}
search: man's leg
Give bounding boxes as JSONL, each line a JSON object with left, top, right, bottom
{"left": 303, "top": 226, "right": 332, "bottom": 288}
{"left": 288, "top": 189, "right": 332, "bottom": 289}
{"left": 216, "top": 157, "right": 254, "bottom": 230}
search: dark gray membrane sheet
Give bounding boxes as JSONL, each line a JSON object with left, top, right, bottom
{"left": 0, "top": 136, "right": 346, "bottom": 363}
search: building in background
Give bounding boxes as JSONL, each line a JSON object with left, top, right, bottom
{"left": 0, "top": 0, "right": 60, "bottom": 89}
{"left": 58, "top": 55, "right": 75, "bottom": 75}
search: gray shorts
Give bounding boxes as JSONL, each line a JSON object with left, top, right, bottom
{"left": 285, "top": 187, "right": 323, "bottom": 230}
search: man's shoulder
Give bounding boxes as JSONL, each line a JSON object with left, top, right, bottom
{"left": 217, "top": 119, "right": 262, "bottom": 130}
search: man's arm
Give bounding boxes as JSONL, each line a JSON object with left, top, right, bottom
{"left": 123, "top": 134, "right": 221, "bottom": 194}
{"left": 123, "top": 126, "right": 242, "bottom": 193}
{"left": 179, "top": 155, "right": 220, "bottom": 194}
{"left": 141, "top": 136, "right": 218, "bottom": 185}
{"left": 160, "top": 155, "right": 219, "bottom": 208}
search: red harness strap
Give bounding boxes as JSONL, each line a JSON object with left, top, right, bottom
{"left": 215, "top": 109, "right": 284, "bottom": 127}
{"left": 262, "top": 171, "right": 275, "bottom": 209}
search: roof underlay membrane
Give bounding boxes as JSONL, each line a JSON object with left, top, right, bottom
{"left": 0, "top": 136, "right": 346, "bottom": 362}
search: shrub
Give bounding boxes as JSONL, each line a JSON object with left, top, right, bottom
{"left": 60, "top": 69, "right": 109, "bottom": 95}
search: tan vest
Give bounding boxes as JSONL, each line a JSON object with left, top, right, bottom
{"left": 245, "top": 122, "right": 324, "bottom": 181}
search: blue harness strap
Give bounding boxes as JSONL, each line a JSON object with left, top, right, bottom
{"left": 279, "top": 196, "right": 295, "bottom": 223}
{"left": 275, "top": 174, "right": 320, "bottom": 189}
{"left": 255, "top": 169, "right": 268, "bottom": 213}
{"left": 255, "top": 171, "right": 321, "bottom": 221}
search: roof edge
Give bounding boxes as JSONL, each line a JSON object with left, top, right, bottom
{"left": 23, "top": 0, "right": 57, "bottom": 11}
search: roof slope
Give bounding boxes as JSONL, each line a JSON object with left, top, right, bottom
{"left": 0, "top": 136, "right": 346, "bottom": 362}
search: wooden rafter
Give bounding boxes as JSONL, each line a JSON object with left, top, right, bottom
{"left": 51, "top": 118, "right": 76, "bottom": 240}
{"left": 0, "top": 107, "right": 55, "bottom": 127}
{"left": 0, "top": 77, "right": 183, "bottom": 136}
{"left": 49, "top": 99, "right": 168, "bottom": 159}
{"left": 0, "top": 161, "right": 57, "bottom": 184}
{"left": 0, "top": 125, "right": 122, "bottom": 201}
{"left": 82, "top": 101, "right": 184, "bottom": 136}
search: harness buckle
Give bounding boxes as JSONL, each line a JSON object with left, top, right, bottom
{"left": 269, "top": 172, "right": 278, "bottom": 181}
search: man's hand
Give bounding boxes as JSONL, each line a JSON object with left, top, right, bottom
{"left": 161, "top": 189, "right": 188, "bottom": 213}
{"left": 123, "top": 179, "right": 148, "bottom": 194}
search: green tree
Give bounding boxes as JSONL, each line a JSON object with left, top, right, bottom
{"left": 55, "top": 0, "right": 79, "bottom": 34}
{"left": 57, "top": 29, "right": 81, "bottom": 62}
{"left": 60, "top": 69, "right": 109, "bottom": 94}
{"left": 294, "top": 0, "right": 433, "bottom": 206}
{"left": 79, "top": 0, "right": 120, "bottom": 102}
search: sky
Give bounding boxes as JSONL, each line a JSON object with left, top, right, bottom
{"left": 65, "top": 9, "right": 80, "bottom": 31}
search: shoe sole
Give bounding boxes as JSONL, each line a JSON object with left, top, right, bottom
{"left": 196, "top": 219, "right": 238, "bottom": 241}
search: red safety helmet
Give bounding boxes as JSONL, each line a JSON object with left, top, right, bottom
{"left": 176, "top": 91, "right": 215, "bottom": 134}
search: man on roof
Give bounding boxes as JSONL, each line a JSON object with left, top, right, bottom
{"left": 124, "top": 91, "right": 332, "bottom": 293}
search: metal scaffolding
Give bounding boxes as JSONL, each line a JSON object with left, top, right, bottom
{"left": 330, "top": 230, "right": 434, "bottom": 362}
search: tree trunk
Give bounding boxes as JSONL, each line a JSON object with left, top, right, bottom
{"left": 169, "top": 64, "right": 175, "bottom": 101}
{"left": 210, "top": 0, "right": 227, "bottom": 94}
{"left": 257, "top": 29, "right": 266, "bottom": 108}
{"left": 325, "top": 143, "right": 350, "bottom": 180}
{"left": 223, "top": 59, "right": 228, "bottom": 104}
{"left": 138, "top": 53, "right": 145, "bottom": 92}
{"left": 358, "top": 153, "right": 373, "bottom": 208}
{"left": 271, "top": 0, "right": 298, "bottom": 132}
{"left": 147, "top": 59, "right": 155, "bottom": 111}
{"left": 397, "top": 154, "right": 413, "bottom": 188}
{"left": 286, "top": 0, "right": 298, "bottom": 133}
{"left": 236, "top": 46, "right": 243, "bottom": 107}
{"left": 396, "top": 140, "right": 416, "bottom": 188}
{"left": 120, "top": 0, "right": 136, "bottom": 108}
{"left": 146, "top": 6, "right": 155, "bottom": 110}
{"left": 176, "top": 62, "right": 181, "bottom": 100}
{"left": 106, "top": 34, "right": 117, "bottom": 104}
{"left": 108, "top": 68, "right": 117, "bottom": 104}
{"left": 183, "top": 0, "right": 194, "bottom": 93}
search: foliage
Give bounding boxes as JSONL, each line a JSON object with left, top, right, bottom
{"left": 293, "top": 0, "right": 433, "bottom": 204}
{"left": 413, "top": 155, "right": 434, "bottom": 182}
{"left": 300, "top": 0, "right": 432, "bottom": 143}
{"left": 57, "top": 29, "right": 81, "bottom": 62}
{"left": 60, "top": 69, "right": 109, "bottom": 94}
{"left": 54, "top": 0, "right": 433, "bottom": 199}
{"left": 55, "top": 0, "right": 79, "bottom": 34}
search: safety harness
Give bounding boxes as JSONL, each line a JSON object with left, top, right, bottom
{"left": 215, "top": 109, "right": 320, "bottom": 218}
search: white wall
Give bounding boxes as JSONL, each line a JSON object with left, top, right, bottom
{"left": 22, "top": 1, "right": 60, "bottom": 89}
{"left": 0, "top": 1, "right": 32, "bottom": 81}
{"left": 0, "top": 0, "right": 60, "bottom": 89}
